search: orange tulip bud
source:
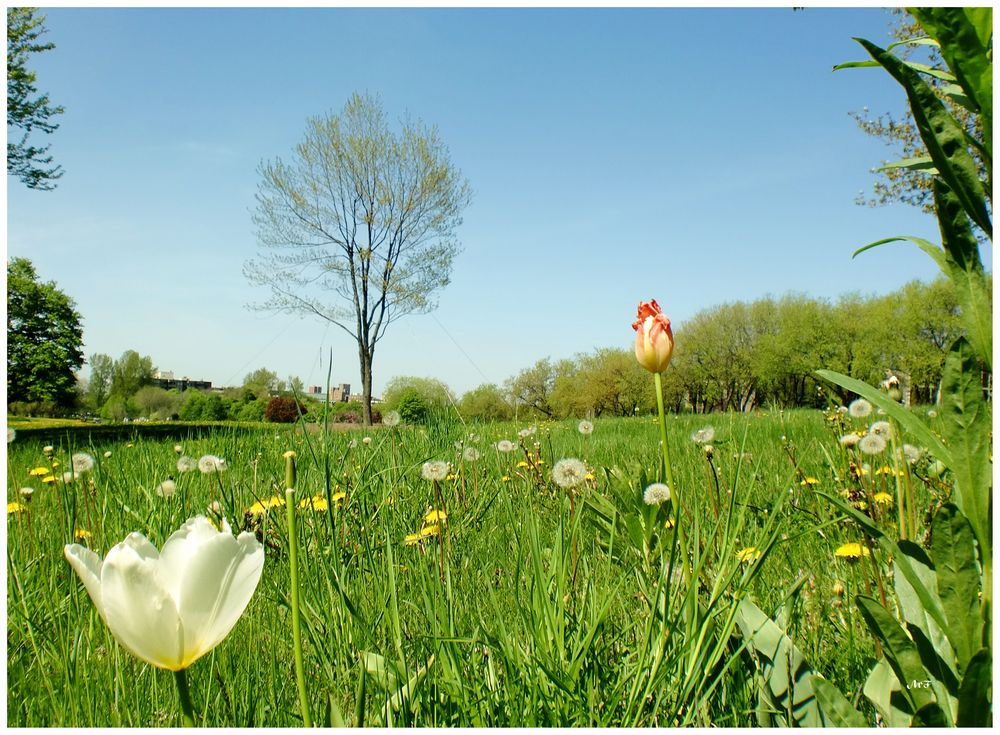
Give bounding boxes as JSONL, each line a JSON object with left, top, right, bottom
{"left": 632, "top": 299, "right": 674, "bottom": 373}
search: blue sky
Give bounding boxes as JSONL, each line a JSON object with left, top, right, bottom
{"left": 7, "top": 6, "right": 974, "bottom": 398}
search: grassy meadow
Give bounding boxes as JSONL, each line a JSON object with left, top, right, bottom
{"left": 5, "top": 401, "right": 955, "bottom": 727}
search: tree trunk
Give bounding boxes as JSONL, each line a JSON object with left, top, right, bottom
{"left": 358, "top": 342, "right": 374, "bottom": 426}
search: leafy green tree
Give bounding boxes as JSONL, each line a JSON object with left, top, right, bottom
{"left": 459, "top": 383, "right": 513, "bottom": 421}
{"left": 133, "top": 386, "right": 184, "bottom": 420}
{"left": 243, "top": 367, "right": 282, "bottom": 401}
{"left": 7, "top": 257, "right": 83, "bottom": 409}
{"left": 396, "top": 388, "right": 428, "bottom": 425}
{"left": 506, "top": 358, "right": 558, "bottom": 419}
{"left": 109, "top": 350, "right": 155, "bottom": 399}
{"left": 178, "top": 390, "right": 207, "bottom": 421}
{"left": 86, "top": 352, "right": 114, "bottom": 410}
{"left": 381, "top": 375, "right": 455, "bottom": 412}
{"left": 7, "top": 7, "right": 64, "bottom": 190}
{"left": 246, "top": 92, "right": 473, "bottom": 425}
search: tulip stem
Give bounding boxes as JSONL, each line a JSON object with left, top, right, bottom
{"left": 285, "top": 454, "right": 313, "bottom": 728}
{"left": 173, "top": 668, "right": 196, "bottom": 727}
{"left": 654, "top": 372, "right": 692, "bottom": 585}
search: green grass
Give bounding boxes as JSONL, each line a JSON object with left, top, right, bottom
{"left": 6, "top": 407, "right": 950, "bottom": 726}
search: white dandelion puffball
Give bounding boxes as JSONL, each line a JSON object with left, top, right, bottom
{"left": 643, "top": 483, "right": 672, "bottom": 506}
{"left": 463, "top": 447, "right": 480, "bottom": 462}
{"left": 901, "top": 444, "right": 922, "bottom": 465}
{"left": 869, "top": 420, "right": 892, "bottom": 437}
{"left": 551, "top": 458, "right": 587, "bottom": 489}
{"left": 177, "top": 456, "right": 198, "bottom": 473}
{"left": 496, "top": 440, "right": 516, "bottom": 453}
{"left": 382, "top": 410, "right": 401, "bottom": 427}
{"left": 839, "top": 434, "right": 861, "bottom": 448}
{"left": 43, "top": 445, "right": 54, "bottom": 455}
{"left": 72, "top": 453, "right": 95, "bottom": 474}
{"left": 848, "top": 399, "right": 873, "bottom": 418}
{"left": 421, "top": 460, "right": 450, "bottom": 482}
{"left": 578, "top": 420, "right": 594, "bottom": 436}
{"left": 62, "top": 471, "right": 77, "bottom": 484}
{"left": 156, "top": 480, "right": 177, "bottom": 498}
{"left": 362, "top": 436, "right": 372, "bottom": 445}
{"left": 518, "top": 426, "right": 537, "bottom": 439}
{"left": 173, "top": 444, "right": 183, "bottom": 454}
{"left": 19, "top": 487, "right": 34, "bottom": 499}
{"left": 198, "top": 455, "right": 227, "bottom": 474}
{"left": 692, "top": 426, "right": 716, "bottom": 444}
{"left": 858, "top": 433, "right": 887, "bottom": 455}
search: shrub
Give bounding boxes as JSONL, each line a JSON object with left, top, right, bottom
{"left": 264, "top": 396, "right": 305, "bottom": 423}
{"left": 396, "top": 388, "right": 428, "bottom": 424}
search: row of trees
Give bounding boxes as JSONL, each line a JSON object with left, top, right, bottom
{"left": 380, "top": 276, "right": 968, "bottom": 422}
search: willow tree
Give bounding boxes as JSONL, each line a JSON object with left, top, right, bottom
{"left": 245, "top": 93, "right": 472, "bottom": 425}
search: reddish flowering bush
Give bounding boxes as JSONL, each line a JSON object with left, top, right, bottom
{"left": 264, "top": 396, "right": 306, "bottom": 423}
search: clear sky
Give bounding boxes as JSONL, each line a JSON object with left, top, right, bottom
{"left": 6, "top": 5, "right": 978, "bottom": 398}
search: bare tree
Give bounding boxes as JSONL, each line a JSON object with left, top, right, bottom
{"left": 245, "top": 93, "right": 472, "bottom": 424}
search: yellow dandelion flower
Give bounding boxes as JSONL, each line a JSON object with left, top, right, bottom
{"left": 534, "top": 459, "right": 545, "bottom": 466}
{"left": 424, "top": 509, "right": 447, "bottom": 524}
{"left": 384, "top": 496, "right": 394, "bottom": 506}
{"left": 7, "top": 501, "right": 28, "bottom": 514}
{"left": 267, "top": 495, "right": 286, "bottom": 508}
{"left": 735, "top": 547, "right": 761, "bottom": 563}
{"left": 29, "top": 466, "right": 49, "bottom": 476}
{"left": 664, "top": 518, "right": 676, "bottom": 529}
{"left": 584, "top": 472, "right": 595, "bottom": 481}
{"left": 420, "top": 524, "right": 441, "bottom": 538}
{"left": 446, "top": 473, "right": 459, "bottom": 482}
{"left": 331, "top": 491, "right": 347, "bottom": 505}
{"left": 283, "top": 450, "right": 296, "bottom": 459}
{"left": 799, "top": 477, "right": 820, "bottom": 486}
{"left": 404, "top": 532, "right": 422, "bottom": 546}
{"left": 874, "top": 466, "right": 894, "bottom": 476}
{"left": 516, "top": 461, "right": 530, "bottom": 469}
{"left": 41, "top": 475, "right": 57, "bottom": 484}
{"left": 835, "top": 542, "right": 870, "bottom": 561}
{"left": 873, "top": 492, "right": 893, "bottom": 506}
{"left": 248, "top": 500, "right": 269, "bottom": 517}
{"left": 298, "top": 495, "right": 329, "bottom": 512}
{"left": 74, "top": 529, "right": 93, "bottom": 541}
{"left": 854, "top": 500, "right": 868, "bottom": 510}
{"left": 501, "top": 475, "right": 511, "bottom": 482}
{"left": 126, "top": 443, "right": 134, "bottom": 448}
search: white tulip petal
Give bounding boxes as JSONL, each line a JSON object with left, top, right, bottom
{"left": 100, "top": 533, "right": 185, "bottom": 670}
{"left": 64, "top": 544, "right": 106, "bottom": 623}
{"left": 174, "top": 530, "right": 264, "bottom": 668}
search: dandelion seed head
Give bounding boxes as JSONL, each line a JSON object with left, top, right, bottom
{"left": 173, "top": 444, "right": 183, "bottom": 454}
{"left": 198, "top": 455, "right": 227, "bottom": 474}
{"left": 518, "top": 426, "right": 537, "bottom": 439}
{"left": 551, "top": 458, "right": 587, "bottom": 489}
{"left": 901, "top": 444, "right": 921, "bottom": 465}
{"left": 177, "top": 456, "right": 197, "bottom": 473}
{"left": 382, "top": 410, "right": 401, "bottom": 427}
{"left": 839, "top": 433, "right": 861, "bottom": 447}
{"left": 7, "top": 428, "right": 15, "bottom": 443}
{"left": 643, "top": 482, "right": 672, "bottom": 506}
{"left": 421, "top": 460, "right": 450, "bottom": 482}
{"left": 858, "top": 433, "right": 887, "bottom": 455}
{"left": 463, "top": 447, "right": 480, "bottom": 462}
{"left": 577, "top": 420, "right": 594, "bottom": 436}
{"left": 496, "top": 440, "right": 516, "bottom": 453}
{"left": 71, "top": 453, "right": 95, "bottom": 473}
{"left": 869, "top": 420, "right": 892, "bottom": 437}
{"left": 691, "top": 426, "right": 715, "bottom": 444}
{"left": 42, "top": 445, "right": 54, "bottom": 455}
{"left": 156, "top": 480, "right": 177, "bottom": 498}
{"left": 848, "top": 399, "right": 873, "bottom": 418}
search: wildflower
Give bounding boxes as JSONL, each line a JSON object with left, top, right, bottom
{"left": 41, "top": 475, "right": 57, "bottom": 484}
{"left": 382, "top": 411, "right": 401, "bottom": 427}
{"left": 868, "top": 420, "right": 892, "bottom": 437}
{"left": 832, "top": 581, "right": 845, "bottom": 597}
{"left": 691, "top": 426, "right": 715, "bottom": 444}
{"left": 848, "top": 399, "right": 873, "bottom": 418}
{"left": 835, "top": 542, "right": 870, "bottom": 561}
{"left": 29, "top": 466, "right": 49, "bottom": 477}
{"left": 446, "top": 472, "right": 459, "bottom": 481}
{"left": 19, "top": 487, "right": 34, "bottom": 499}
{"left": 551, "top": 458, "right": 587, "bottom": 489}
{"left": 126, "top": 442, "right": 134, "bottom": 448}
{"left": 74, "top": 529, "right": 93, "bottom": 542}
{"left": 900, "top": 444, "right": 921, "bottom": 465}
{"left": 421, "top": 460, "right": 449, "bottom": 482}
{"left": 584, "top": 472, "right": 595, "bottom": 481}
{"left": 404, "top": 532, "right": 423, "bottom": 546}
{"left": 424, "top": 509, "right": 447, "bottom": 524}
{"left": 362, "top": 436, "right": 372, "bottom": 445}
{"left": 501, "top": 475, "right": 511, "bottom": 482}
{"left": 858, "top": 433, "right": 887, "bottom": 455}
{"left": 643, "top": 482, "right": 671, "bottom": 506}
{"left": 874, "top": 466, "right": 895, "bottom": 476}
{"left": 198, "top": 455, "right": 227, "bottom": 474}
{"left": 632, "top": 299, "right": 674, "bottom": 373}
{"left": 703, "top": 445, "right": 714, "bottom": 459}
{"left": 516, "top": 460, "right": 530, "bottom": 469}
{"left": 578, "top": 420, "right": 594, "bottom": 436}
{"left": 836, "top": 406, "right": 848, "bottom": 415}
{"left": 177, "top": 456, "right": 198, "bottom": 473}
{"left": 348, "top": 440, "right": 358, "bottom": 449}
{"left": 736, "top": 547, "right": 761, "bottom": 564}
{"left": 873, "top": 492, "right": 893, "bottom": 506}
{"left": 298, "top": 495, "right": 329, "bottom": 512}
{"left": 8, "top": 501, "right": 28, "bottom": 514}
{"left": 156, "top": 480, "right": 177, "bottom": 498}
{"left": 420, "top": 524, "right": 441, "bottom": 538}
{"left": 43, "top": 445, "right": 54, "bottom": 455}
{"left": 927, "top": 409, "right": 938, "bottom": 419}
{"left": 496, "top": 440, "right": 516, "bottom": 452}
{"left": 72, "top": 453, "right": 95, "bottom": 474}
{"left": 664, "top": 518, "right": 676, "bottom": 529}
{"left": 283, "top": 450, "right": 296, "bottom": 459}
{"left": 518, "top": 427, "right": 537, "bottom": 439}
{"left": 463, "top": 447, "right": 481, "bottom": 462}
{"left": 62, "top": 472, "right": 77, "bottom": 484}
{"left": 64, "top": 515, "right": 264, "bottom": 671}
{"left": 103, "top": 451, "right": 112, "bottom": 459}
{"left": 800, "top": 477, "right": 820, "bottom": 486}
{"left": 173, "top": 445, "right": 183, "bottom": 454}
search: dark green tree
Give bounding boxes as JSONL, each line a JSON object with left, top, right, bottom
{"left": 85, "top": 352, "right": 114, "bottom": 410}
{"left": 7, "top": 257, "right": 83, "bottom": 410}
{"left": 109, "top": 350, "right": 155, "bottom": 398}
{"left": 7, "top": 7, "right": 64, "bottom": 190}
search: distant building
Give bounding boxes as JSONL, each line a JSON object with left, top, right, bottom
{"left": 306, "top": 386, "right": 324, "bottom": 396}
{"left": 330, "top": 383, "right": 351, "bottom": 402}
{"left": 152, "top": 370, "right": 212, "bottom": 392}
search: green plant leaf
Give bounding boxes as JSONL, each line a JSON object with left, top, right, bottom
{"left": 934, "top": 182, "right": 992, "bottom": 370}
{"left": 957, "top": 648, "right": 992, "bottom": 727}
{"left": 875, "top": 156, "right": 939, "bottom": 174}
{"left": 733, "top": 597, "right": 822, "bottom": 727}
{"left": 856, "top": 596, "right": 937, "bottom": 714}
{"left": 931, "top": 504, "right": 983, "bottom": 673}
{"left": 851, "top": 235, "right": 947, "bottom": 270}
{"left": 813, "top": 370, "right": 951, "bottom": 464}
{"left": 911, "top": 701, "right": 950, "bottom": 727}
{"left": 813, "top": 677, "right": 868, "bottom": 726}
{"left": 834, "top": 58, "right": 957, "bottom": 82}
{"left": 864, "top": 658, "right": 915, "bottom": 727}
{"left": 908, "top": 8, "right": 992, "bottom": 144}
{"left": 938, "top": 337, "right": 992, "bottom": 560}
{"left": 854, "top": 37, "right": 991, "bottom": 238}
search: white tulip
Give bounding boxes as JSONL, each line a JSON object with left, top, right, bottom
{"left": 64, "top": 515, "right": 264, "bottom": 671}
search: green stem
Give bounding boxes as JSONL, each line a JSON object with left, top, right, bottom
{"left": 173, "top": 668, "right": 196, "bottom": 727}
{"left": 654, "top": 372, "right": 692, "bottom": 584}
{"left": 285, "top": 455, "right": 312, "bottom": 728}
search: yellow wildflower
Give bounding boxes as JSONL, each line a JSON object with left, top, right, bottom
{"left": 736, "top": 547, "right": 761, "bottom": 564}
{"left": 664, "top": 518, "right": 676, "bottom": 529}
{"left": 28, "top": 466, "right": 49, "bottom": 477}
{"left": 424, "top": 509, "right": 447, "bottom": 524}
{"left": 516, "top": 461, "right": 530, "bottom": 469}
{"left": 873, "top": 492, "right": 893, "bottom": 506}
{"left": 41, "top": 475, "right": 57, "bottom": 484}
{"left": 835, "top": 543, "right": 870, "bottom": 561}
{"left": 7, "top": 501, "right": 28, "bottom": 515}
{"left": 799, "top": 477, "right": 820, "bottom": 486}
{"left": 298, "top": 495, "right": 329, "bottom": 512}
{"left": 74, "top": 529, "right": 93, "bottom": 541}
{"left": 501, "top": 475, "right": 511, "bottom": 483}
{"left": 404, "top": 532, "right": 422, "bottom": 546}
{"left": 420, "top": 524, "right": 441, "bottom": 538}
